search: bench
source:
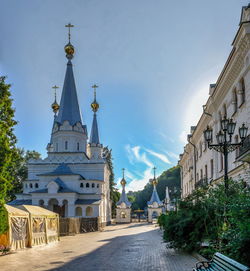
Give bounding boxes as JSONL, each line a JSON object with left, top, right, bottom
{"left": 193, "top": 252, "right": 250, "bottom": 271}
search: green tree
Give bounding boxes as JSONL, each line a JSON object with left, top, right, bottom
{"left": 8, "top": 149, "right": 41, "bottom": 200}
{"left": 103, "top": 147, "right": 120, "bottom": 217}
{"left": 0, "top": 76, "right": 17, "bottom": 234}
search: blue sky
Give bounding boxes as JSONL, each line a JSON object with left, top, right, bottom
{"left": 0, "top": 0, "right": 248, "bottom": 191}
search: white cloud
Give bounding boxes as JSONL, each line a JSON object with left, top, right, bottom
{"left": 126, "top": 167, "right": 153, "bottom": 192}
{"left": 165, "top": 151, "right": 179, "bottom": 160}
{"left": 145, "top": 148, "right": 171, "bottom": 164}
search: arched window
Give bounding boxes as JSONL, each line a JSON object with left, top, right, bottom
{"left": 239, "top": 78, "right": 245, "bottom": 105}
{"left": 86, "top": 183, "right": 90, "bottom": 188}
{"left": 223, "top": 104, "right": 227, "bottom": 118}
{"left": 121, "top": 211, "right": 126, "bottom": 218}
{"left": 199, "top": 141, "right": 202, "bottom": 157}
{"left": 75, "top": 207, "right": 82, "bottom": 217}
{"left": 39, "top": 200, "right": 44, "bottom": 206}
{"left": 29, "top": 183, "right": 33, "bottom": 188}
{"left": 65, "top": 141, "right": 68, "bottom": 150}
{"left": 220, "top": 153, "right": 224, "bottom": 171}
{"left": 86, "top": 206, "right": 93, "bottom": 216}
{"left": 97, "top": 184, "right": 99, "bottom": 188}
{"left": 35, "top": 183, "right": 39, "bottom": 188}
{"left": 77, "top": 142, "right": 80, "bottom": 151}
{"left": 80, "top": 183, "right": 84, "bottom": 188}
{"left": 232, "top": 88, "right": 238, "bottom": 113}
{"left": 210, "top": 159, "right": 214, "bottom": 178}
{"left": 235, "top": 135, "right": 239, "bottom": 158}
{"left": 92, "top": 183, "right": 95, "bottom": 188}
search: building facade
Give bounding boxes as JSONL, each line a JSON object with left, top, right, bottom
{"left": 116, "top": 175, "right": 131, "bottom": 223}
{"left": 10, "top": 30, "right": 112, "bottom": 224}
{"left": 179, "top": 5, "right": 250, "bottom": 198}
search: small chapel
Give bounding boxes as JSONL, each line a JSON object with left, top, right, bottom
{"left": 116, "top": 169, "right": 131, "bottom": 223}
{"left": 147, "top": 168, "right": 163, "bottom": 222}
{"left": 10, "top": 24, "right": 112, "bottom": 225}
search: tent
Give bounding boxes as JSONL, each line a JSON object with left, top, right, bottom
{"left": 16, "top": 205, "right": 59, "bottom": 247}
{"left": 0, "top": 205, "right": 30, "bottom": 250}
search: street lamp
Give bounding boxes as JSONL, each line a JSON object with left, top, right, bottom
{"left": 203, "top": 117, "right": 248, "bottom": 195}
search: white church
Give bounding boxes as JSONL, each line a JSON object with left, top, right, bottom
{"left": 10, "top": 25, "right": 112, "bottom": 225}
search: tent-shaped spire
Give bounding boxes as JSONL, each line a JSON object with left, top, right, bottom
{"left": 56, "top": 60, "right": 82, "bottom": 126}
{"left": 117, "top": 169, "right": 131, "bottom": 207}
{"left": 90, "top": 113, "right": 100, "bottom": 144}
{"left": 147, "top": 185, "right": 162, "bottom": 206}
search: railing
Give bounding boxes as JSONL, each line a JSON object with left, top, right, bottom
{"left": 237, "top": 134, "right": 250, "bottom": 158}
{"left": 195, "top": 177, "right": 208, "bottom": 189}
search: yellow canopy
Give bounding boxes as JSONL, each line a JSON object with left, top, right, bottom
{"left": 4, "top": 204, "right": 29, "bottom": 217}
{"left": 17, "top": 205, "right": 58, "bottom": 217}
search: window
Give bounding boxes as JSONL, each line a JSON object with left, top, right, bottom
{"left": 239, "top": 78, "right": 245, "bottom": 105}
{"left": 235, "top": 135, "right": 239, "bottom": 158}
{"left": 80, "top": 183, "right": 84, "bottom": 188}
{"left": 35, "top": 183, "right": 39, "bottom": 188}
{"left": 199, "top": 142, "right": 202, "bottom": 157}
{"left": 232, "top": 88, "right": 238, "bottom": 113}
{"left": 86, "top": 206, "right": 93, "bottom": 217}
{"left": 197, "top": 173, "right": 199, "bottom": 181}
{"left": 75, "top": 207, "right": 82, "bottom": 217}
{"left": 39, "top": 200, "right": 44, "bottom": 206}
{"left": 77, "top": 142, "right": 80, "bottom": 151}
{"left": 210, "top": 159, "right": 214, "bottom": 178}
{"left": 97, "top": 184, "right": 99, "bottom": 188}
{"left": 200, "top": 169, "right": 203, "bottom": 180}
{"left": 65, "top": 141, "right": 68, "bottom": 150}
{"left": 92, "top": 183, "right": 95, "bottom": 188}
{"left": 223, "top": 104, "right": 227, "bottom": 118}
{"left": 205, "top": 165, "right": 207, "bottom": 178}
{"left": 121, "top": 211, "right": 126, "bottom": 218}
{"left": 86, "top": 183, "right": 89, "bottom": 188}
{"left": 29, "top": 183, "right": 33, "bottom": 188}
{"left": 220, "top": 153, "right": 224, "bottom": 171}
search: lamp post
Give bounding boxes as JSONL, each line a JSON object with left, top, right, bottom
{"left": 203, "top": 116, "right": 248, "bottom": 196}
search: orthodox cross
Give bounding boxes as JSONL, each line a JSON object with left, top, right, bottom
{"left": 52, "top": 85, "right": 59, "bottom": 100}
{"left": 65, "top": 23, "right": 74, "bottom": 42}
{"left": 92, "top": 84, "right": 98, "bottom": 100}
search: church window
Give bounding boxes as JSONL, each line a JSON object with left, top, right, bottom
{"left": 97, "top": 184, "right": 99, "bottom": 188}
{"left": 80, "top": 183, "right": 84, "bottom": 188}
{"left": 29, "top": 183, "right": 33, "bottom": 188}
{"left": 86, "top": 183, "right": 90, "bottom": 188}
{"left": 92, "top": 183, "right": 95, "bottom": 188}
{"left": 39, "top": 200, "right": 44, "bottom": 206}
{"left": 35, "top": 183, "right": 39, "bottom": 188}
{"left": 65, "top": 141, "right": 68, "bottom": 150}
{"left": 77, "top": 142, "right": 80, "bottom": 151}
{"left": 75, "top": 207, "right": 82, "bottom": 217}
{"left": 86, "top": 206, "right": 93, "bottom": 216}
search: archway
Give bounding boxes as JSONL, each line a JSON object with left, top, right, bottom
{"left": 62, "top": 199, "right": 68, "bottom": 217}
{"left": 86, "top": 206, "right": 93, "bottom": 217}
{"left": 120, "top": 211, "right": 126, "bottom": 218}
{"left": 152, "top": 211, "right": 159, "bottom": 219}
{"left": 48, "top": 198, "right": 61, "bottom": 216}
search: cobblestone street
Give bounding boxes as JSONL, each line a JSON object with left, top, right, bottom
{"left": 1, "top": 223, "right": 197, "bottom": 271}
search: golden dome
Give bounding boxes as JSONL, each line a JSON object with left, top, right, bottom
{"left": 151, "top": 178, "right": 158, "bottom": 186}
{"left": 51, "top": 101, "right": 60, "bottom": 114}
{"left": 91, "top": 101, "right": 99, "bottom": 112}
{"left": 120, "top": 178, "right": 126, "bottom": 186}
{"left": 64, "top": 42, "right": 75, "bottom": 58}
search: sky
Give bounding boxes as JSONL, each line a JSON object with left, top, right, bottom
{"left": 0, "top": 0, "right": 248, "bottom": 191}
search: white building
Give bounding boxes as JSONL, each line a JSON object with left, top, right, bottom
{"left": 116, "top": 173, "right": 131, "bottom": 223}
{"left": 10, "top": 30, "right": 112, "bottom": 225}
{"left": 179, "top": 4, "right": 250, "bottom": 198}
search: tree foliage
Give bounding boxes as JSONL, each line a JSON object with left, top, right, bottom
{"left": 158, "top": 180, "right": 250, "bottom": 266}
{"left": 0, "top": 76, "right": 17, "bottom": 234}
{"left": 128, "top": 166, "right": 181, "bottom": 210}
{"left": 103, "top": 147, "right": 120, "bottom": 217}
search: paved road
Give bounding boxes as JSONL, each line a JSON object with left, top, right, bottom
{"left": 1, "top": 223, "right": 197, "bottom": 271}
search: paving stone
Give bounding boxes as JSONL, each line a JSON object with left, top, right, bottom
{"left": 0, "top": 223, "right": 197, "bottom": 271}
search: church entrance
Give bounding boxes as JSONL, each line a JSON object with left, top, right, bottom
{"left": 48, "top": 198, "right": 65, "bottom": 217}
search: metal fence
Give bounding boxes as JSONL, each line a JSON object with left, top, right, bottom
{"left": 59, "top": 217, "right": 99, "bottom": 236}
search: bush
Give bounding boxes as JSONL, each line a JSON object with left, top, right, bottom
{"left": 159, "top": 180, "right": 250, "bottom": 266}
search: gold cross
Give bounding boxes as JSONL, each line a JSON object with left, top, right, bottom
{"left": 65, "top": 23, "right": 74, "bottom": 42}
{"left": 122, "top": 168, "right": 125, "bottom": 179}
{"left": 92, "top": 84, "right": 99, "bottom": 100}
{"left": 52, "top": 85, "right": 59, "bottom": 100}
